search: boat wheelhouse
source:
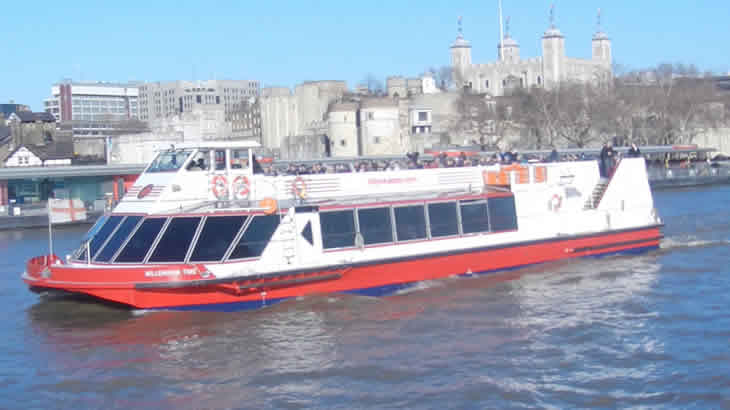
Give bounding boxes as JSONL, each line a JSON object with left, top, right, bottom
{"left": 23, "top": 141, "right": 663, "bottom": 311}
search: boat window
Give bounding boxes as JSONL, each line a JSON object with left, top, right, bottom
{"left": 190, "top": 216, "right": 247, "bottom": 262}
{"left": 358, "top": 207, "right": 393, "bottom": 245}
{"left": 95, "top": 216, "right": 143, "bottom": 262}
{"left": 320, "top": 210, "right": 356, "bottom": 249}
{"left": 428, "top": 202, "right": 459, "bottom": 238}
{"left": 73, "top": 215, "right": 108, "bottom": 260}
{"left": 394, "top": 205, "right": 427, "bottom": 242}
{"left": 460, "top": 200, "right": 489, "bottom": 234}
{"left": 82, "top": 214, "right": 108, "bottom": 242}
{"left": 147, "top": 149, "right": 193, "bottom": 173}
{"left": 186, "top": 149, "right": 210, "bottom": 171}
{"left": 214, "top": 149, "right": 226, "bottom": 171}
{"left": 230, "top": 149, "right": 250, "bottom": 169}
{"left": 89, "top": 215, "right": 123, "bottom": 259}
{"left": 229, "top": 215, "right": 281, "bottom": 259}
{"left": 148, "top": 217, "right": 202, "bottom": 263}
{"left": 115, "top": 218, "right": 167, "bottom": 263}
{"left": 488, "top": 196, "right": 518, "bottom": 232}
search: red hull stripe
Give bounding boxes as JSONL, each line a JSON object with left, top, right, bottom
{"left": 24, "top": 225, "right": 662, "bottom": 309}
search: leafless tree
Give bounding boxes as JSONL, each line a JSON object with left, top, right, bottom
{"left": 426, "top": 66, "right": 454, "bottom": 90}
{"left": 451, "top": 92, "right": 513, "bottom": 149}
{"left": 362, "top": 74, "right": 384, "bottom": 96}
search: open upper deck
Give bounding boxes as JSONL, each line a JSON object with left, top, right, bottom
{"left": 114, "top": 141, "right": 615, "bottom": 216}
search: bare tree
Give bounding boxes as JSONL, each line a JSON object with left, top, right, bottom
{"left": 426, "top": 66, "right": 454, "bottom": 90}
{"left": 362, "top": 74, "right": 384, "bottom": 96}
{"left": 451, "top": 92, "right": 513, "bottom": 149}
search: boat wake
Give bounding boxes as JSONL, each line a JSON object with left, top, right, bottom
{"left": 392, "top": 280, "right": 445, "bottom": 296}
{"left": 659, "top": 236, "right": 730, "bottom": 251}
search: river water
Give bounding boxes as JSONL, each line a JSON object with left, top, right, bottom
{"left": 1, "top": 186, "right": 729, "bottom": 409}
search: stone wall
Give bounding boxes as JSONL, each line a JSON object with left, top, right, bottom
{"left": 694, "top": 127, "right": 730, "bottom": 156}
{"left": 280, "top": 134, "right": 327, "bottom": 160}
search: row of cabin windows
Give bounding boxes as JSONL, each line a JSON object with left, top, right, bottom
{"left": 78, "top": 214, "right": 281, "bottom": 264}
{"left": 319, "top": 196, "right": 518, "bottom": 250}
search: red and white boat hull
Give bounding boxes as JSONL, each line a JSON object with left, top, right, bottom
{"left": 24, "top": 225, "right": 662, "bottom": 311}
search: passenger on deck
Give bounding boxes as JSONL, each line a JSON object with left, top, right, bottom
{"left": 549, "top": 148, "right": 559, "bottom": 163}
{"left": 627, "top": 143, "right": 642, "bottom": 158}
{"left": 187, "top": 157, "right": 207, "bottom": 171}
{"left": 599, "top": 142, "right": 616, "bottom": 178}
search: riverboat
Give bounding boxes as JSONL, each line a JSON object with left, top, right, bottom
{"left": 23, "top": 141, "right": 663, "bottom": 311}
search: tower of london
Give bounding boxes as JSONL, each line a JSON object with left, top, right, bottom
{"left": 451, "top": 7, "right": 612, "bottom": 96}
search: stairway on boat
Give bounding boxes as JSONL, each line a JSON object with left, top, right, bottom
{"left": 583, "top": 178, "right": 610, "bottom": 210}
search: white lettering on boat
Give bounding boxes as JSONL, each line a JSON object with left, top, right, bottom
{"left": 368, "top": 177, "right": 417, "bottom": 185}
{"left": 144, "top": 267, "right": 199, "bottom": 278}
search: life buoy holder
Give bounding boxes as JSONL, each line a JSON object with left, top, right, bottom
{"left": 232, "top": 175, "right": 250, "bottom": 199}
{"left": 211, "top": 175, "right": 228, "bottom": 200}
{"left": 292, "top": 176, "right": 307, "bottom": 199}
{"left": 550, "top": 194, "right": 562, "bottom": 212}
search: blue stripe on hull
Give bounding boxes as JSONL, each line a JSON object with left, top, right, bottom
{"left": 159, "top": 244, "right": 660, "bottom": 312}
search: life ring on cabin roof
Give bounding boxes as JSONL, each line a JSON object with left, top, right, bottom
{"left": 232, "top": 175, "right": 250, "bottom": 199}
{"left": 550, "top": 194, "right": 562, "bottom": 212}
{"left": 211, "top": 175, "right": 228, "bottom": 200}
{"left": 292, "top": 176, "right": 307, "bottom": 199}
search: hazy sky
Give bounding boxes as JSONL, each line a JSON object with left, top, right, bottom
{"left": 2, "top": 0, "right": 728, "bottom": 110}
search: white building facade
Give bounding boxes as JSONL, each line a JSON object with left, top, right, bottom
{"left": 44, "top": 81, "right": 140, "bottom": 122}
{"left": 137, "top": 80, "right": 259, "bottom": 123}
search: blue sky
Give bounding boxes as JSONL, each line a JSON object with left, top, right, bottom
{"left": 1, "top": 0, "right": 729, "bottom": 111}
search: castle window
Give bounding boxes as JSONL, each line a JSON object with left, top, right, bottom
{"left": 537, "top": 76, "right": 542, "bottom": 85}
{"left": 485, "top": 80, "right": 490, "bottom": 88}
{"left": 502, "top": 80, "right": 506, "bottom": 87}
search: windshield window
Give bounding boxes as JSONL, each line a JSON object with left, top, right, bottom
{"left": 147, "top": 149, "right": 193, "bottom": 173}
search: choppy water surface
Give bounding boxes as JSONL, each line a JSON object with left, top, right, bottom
{"left": 2, "top": 186, "right": 730, "bottom": 409}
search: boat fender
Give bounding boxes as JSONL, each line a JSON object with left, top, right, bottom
{"left": 211, "top": 175, "right": 228, "bottom": 200}
{"left": 292, "top": 176, "right": 307, "bottom": 199}
{"left": 550, "top": 194, "right": 562, "bottom": 212}
{"left": 232, "top": 175, "right": 250, "bottom": 199}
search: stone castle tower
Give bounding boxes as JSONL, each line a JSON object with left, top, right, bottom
{"left": 541, "top": 8, "right": 566, "bottom": 87}
{"left": 591, "top": 10, "right": 612, "bottom": 68}
{"left": 498, "top": 18, "right": 520, "bottom": 64}
{"left": 450, "top": 17, "right": 472, "bottom": 82}
{"left": 450, "top": 6, "right": 612, "bottom": 95}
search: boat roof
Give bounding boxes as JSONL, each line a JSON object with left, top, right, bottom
{"left": 173, "top": 141, "right": 261, "bottom": 150}
{"left": 427, "top": 144, "right": 715, "bottom": 157}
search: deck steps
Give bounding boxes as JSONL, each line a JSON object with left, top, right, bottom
{"left": 583, "top": 178, "right": 609, "bottom": 210}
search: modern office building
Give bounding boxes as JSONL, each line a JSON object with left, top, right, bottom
{"left": 44, "top": 81, "right": 140, "bottom": 122}
{"left": 137, "top": 80, "right": 260, "bottom": 122}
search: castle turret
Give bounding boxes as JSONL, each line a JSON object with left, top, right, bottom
{"left": 541, "top": 5, "right": 566, "bottom": 86}
{"left": 450, "top": 17, "right": 472, "bottom": 86}
{"left": 498, "top": 17, "right": 520, "bottom": 64}
{"left": 592, "top": 9, "right": 612, "bottom": 68}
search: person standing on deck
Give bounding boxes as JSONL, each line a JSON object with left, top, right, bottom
{"left": 628, "top": 143, "right": 642, "bottom": 158}
{"left": 599, "top": 143, "right": 609, "bottom": 178}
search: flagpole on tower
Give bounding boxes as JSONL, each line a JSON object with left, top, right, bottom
{"left": 498, "top": 0, "right": 505, "bottom": 61}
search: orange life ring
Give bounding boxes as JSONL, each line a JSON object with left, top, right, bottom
{"left": 259, "top": 198, "right": 278, "bottom": 215}
{"left": 232, "top": 175, "right": 250, "bottom": 199}
{"left": 211, "top": 175, "right": 228, "bottom": 200}
{"left": 292, "top": 176, "right": 307, "bottom": 199}
{"left": 550, "top": 194, "right": 562, "bottom": 212}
